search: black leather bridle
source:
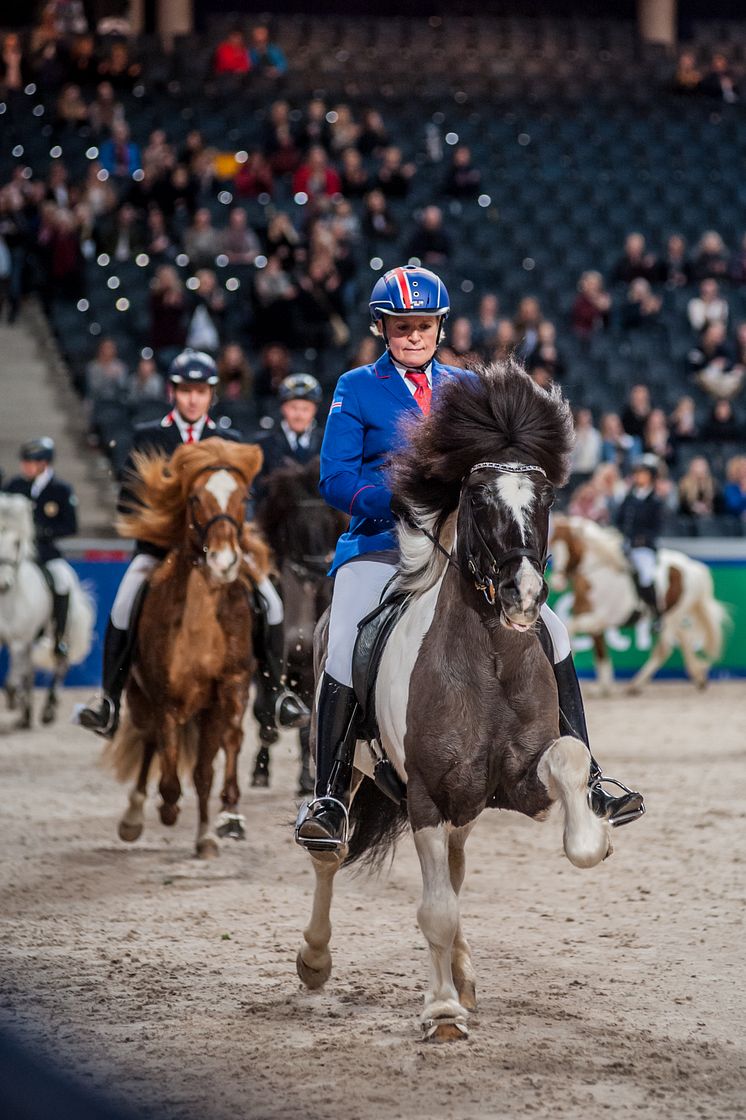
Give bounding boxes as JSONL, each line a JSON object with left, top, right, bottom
{"left": 187, "top": 463, "right": 248, "bottom": 554}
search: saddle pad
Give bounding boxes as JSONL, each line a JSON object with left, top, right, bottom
{"left": 352, "top": 592, "right": 411, "bottom": 726}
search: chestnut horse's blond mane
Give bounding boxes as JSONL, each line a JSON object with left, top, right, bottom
{"left": 117, "top": 438, "right": 264, "bottom": 553}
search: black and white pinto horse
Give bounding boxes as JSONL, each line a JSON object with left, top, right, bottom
{"left": 296, "top": 360, "right": 612, "bottom": 1042}
{"left": 253, "top": 458, "right": 347, "bottom": 793}
{"left": 0, "top": 494, "right": 95, "bottom": 727}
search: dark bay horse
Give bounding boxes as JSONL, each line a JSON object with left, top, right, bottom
{"left": 252, "top": 457, "right": 347, "bottom": 793}
{"left": 296, "top": 360, "right": 612, "bottom": 1040}
{"left": 104, "top": 439, "right": 269, "bottom": 858}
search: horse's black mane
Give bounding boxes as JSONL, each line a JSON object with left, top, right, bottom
{"left": 388, "top": 358, "right": 573, "bottom": 517}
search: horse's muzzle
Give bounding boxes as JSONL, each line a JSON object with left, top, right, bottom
{"left": 206, "top": 547, "right": 240, "bottom": 583}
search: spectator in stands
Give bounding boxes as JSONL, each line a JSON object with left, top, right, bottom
{"left": 568, "top": 480, "right": 608, "bottom": 523}
{"left": 362, "top": 189, "right": 398, "bottom": 243}
{"left": 149, "top": 264, "right": 187, "bottom": 363}
{"left": 68, "top": 33, "right": 98, "bottom": 88}
{"left": 142, "top": 129, "right": 174, "bottom": 177}
{"left": 571, "top": 270, "right": 611, "bottom": 339}
{"left": 329, "top": 104, "right": 360, "bottom": 154}
{"left": 672, "top": 50, "right": 702, "bottom": 94}
{"left": 689, "top": 321, "right": 743, "bottom": 400}
{"left": 126, "top": 356, "right": 165, "bottom": 404}
{"left": 514, "top": 296, "right": 542, "bottom": 363}
{"left": 221, "top": 207, "right": 260, "bottom": 265}
{"left": 86, "top": 337, "right": 127, "bottom": 399}
{"left": 733, "top": 321, "right": 746, "bottom": 368}
{"left": 491, "top": 318, "right": 517, "bottom": 362}
{"left": 729, "top": 233, "right": 746, "bottom": 286}
{"left": 295, "top": 252, "right": 348, "bottom": 351}
{"left": 600, "top": 412, "right": 641, "bottom": 474}
{"left": 99, "top": 121, "right": 141, "bottom": 181}
{"left": 529, "top": 319, "right": 565, "bottom": 380}
{"left": 406, "top": 205, "right": 451, "bottom": 266}
{"left": 55, "top": 83, "right": 88, "bottom": 130}
{"left": 643, "top": 408, "right": 676, "bottom": 468}
{"left": 702, "top": 399, "right": 742, "bottom": 442}
{"left": 88, "top": 81, "right": 124, "bottom": 135}
{"left": 569, "top": 462, "right": 623, "bottom": 525}
{"left": 213, "top": 29, "right": 251, "bottom": 76}
{"left": 0, "top": 184, "right": 26, "bottom": 323}
{"left": 217, "top": 343, "right": 253, "bottom": 401}
{"left": 700, "top": 52, "right": 739, "bottom": 103}
{"left": 235, "top": 151, "right": 274, "bottom": 199}
{"left": 656, "top": 233, "right": 692, "bottom": 289}
{"left": 292, "top": 146, "right": 341, "bottom": 202}
{"left": 570, "top": 407, "right": 602, "bottom": 476}
{"left": 253, "top": 253, "right": 298, "bottom": 346}
{"left": 1, "top": 32, "right": 30, "bottom": 93}
{"left": 443, "top": 145, "right": 482, "bottom": 199}
{"left": 472, "top": 292, "right": 500, "bottom": 355}
{"left": 98, "top": 40, "right": 141, "bottom": 93}
{"left": 186, "top": 269, "right": 225, "bottom": 356}
{"left": 299, "top": 97, "right": 331, "bottom": 152}
{"left": 528, "top": 363, "right": 553, "bottom": 391}
{"left": 249, "top": 25, "right": 287, "bottom": 78}
{"left": 255, "top": 342, "right": 292, "bottom": 411}
{"left": 39, "top": 206, "right": 85, "bottom": 303}
{"left": 265, "top": 210, "right": 300, "bottom": 270}
{"left": 621, "top": 278, "right": 663, "bottom": 330}
{"left": 350, "top": 335, "right": 378, "bottom": 369}
{"left": 439, "top": 316, "right": 479, "bottom": 370}
{"left": 692, "top": 231, "right": 729, "bottom": 282}
{"left": 669, "top": 396, "right": 699, "bottom": 444}
{"left": 31, "top": 21, "right": 69, "bottom": 91}
{"left": 46, "top": 162, "right": 71, "bottom": 208}
{"left": 358, "top": 108, "right": 389, "bottom": 157}
{"left": 183, "top": 208, "right": 221, "bottom": 269}
{"left": 145, "top": 208, "right": 176, "bottom": 262}
{"left": 687, "top": 278, "right": 729, "bottom": 333}
{"left": 264, "top": 103, "right": 302, "bottom": 178}
{"left": 79, "top": 161, "right": 116, "bottom": 220}
{"left": 678, "top": 457, "right": 719, "bottom": 521}
{"left": 612, "top": 232, "right": 657, "bottom": 285}
{"left": 722, "top": 455, "right": 746, "bottom": 518}
{"left": 375, "top": 146, "right": 416, "bottom": 199}
{"left": 96, "top": 202, "right": 145, "bottom": 260}
{"left": 621, "top": 383, "right": 652, "bottom": 441}
{"left": 339, "top": 148, "right": 369, "bottom": 198}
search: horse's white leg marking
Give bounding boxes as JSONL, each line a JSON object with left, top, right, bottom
{"left": 297, "top": 855, "right": 341, "bottom": 989}
{"left": 595, "top": 654, "right": 614, "bottom": 695}
{"left": 414, "top": 824, "right": 470, "bottom": 1030}
{"left": 538, "top": 736, "right": 610, "bottom": 868}
{"left": 448, "top": 824, "right": 477, "bottom": 1011}
{"left": 204, "top": 469, "right": 238, "bottom": 511}
{"left": 118, "top": 788, "right": 146, "bottom": 842}
{"left": 627, "top": 633, "right": 674, "bottom": 693}
{"left": 675, "top": 625, "right": 709, "bottom": 688}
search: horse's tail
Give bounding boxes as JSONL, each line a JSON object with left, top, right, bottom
{"left": 692, "top": 590, "right": 729, "bottom": 663}
{"left": 344, "top": 776, "right": 409, "bottom": 871}
{"left": 102, "top": 709, "right": 199, "bottom": 783}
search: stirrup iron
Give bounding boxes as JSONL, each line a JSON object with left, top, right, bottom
{"left": 588, "top": 774, "right": 646, "bottom": 828}
{"left": 294, "top": 796, "right": 350, "bottom": 852}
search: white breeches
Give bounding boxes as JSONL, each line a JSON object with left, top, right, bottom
{"left": 630, "top": 547, "right": 657, "bottom": 588}
{"left": 110, "top": 553, "right": 284, "bottom": 630}
{"left": 44, "top": 557, "right": 77, "bottom": 595}
{"left": 326, "top": 558, "right": 398, "bottom": 687}
{"left": 540, "top": 602, "right": 572, "bottom": 664}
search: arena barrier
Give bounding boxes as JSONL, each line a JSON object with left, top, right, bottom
{"left": 0, "top": 539, "right": 743, "bottom": 687}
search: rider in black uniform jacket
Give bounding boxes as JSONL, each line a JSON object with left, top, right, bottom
{"left": 254, "top": 373, "right": 325, "bottom": 499}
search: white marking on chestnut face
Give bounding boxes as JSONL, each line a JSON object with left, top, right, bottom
{"left": 204, "top": 469, "right": 238, "bottom": 512}
{"left": 495, "top": 473, "right": 535, "bottom": 543}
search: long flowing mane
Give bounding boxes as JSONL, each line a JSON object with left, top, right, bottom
{"left": 117, "top": 438, "right": 264, "bottom": 552}
{"left": 0, "top": 494, "right": 37, "bottom": 561}
{"left": 389, "top": 359, "right": 574, "bottom": 592}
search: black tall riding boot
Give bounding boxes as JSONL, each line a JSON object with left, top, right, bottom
{"left": 553, "top": 652, "right": 645, "bottom": 828}
{"left": 79, "top": 621, "right": 131, "bottom": 738}
{"left": 637, "top": 583, "right": 661, "bottom": 631}
{"left": 253, "top": 620, "right": 310, "bottom": 739}
{"left": 51, "top": 590, "right": 70, "bottom": 659}
{"left": 295, "top": 673, "right": 359, "bottom": 852}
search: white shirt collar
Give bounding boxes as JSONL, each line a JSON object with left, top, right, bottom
{"left": 31, "top": 467, "right": 54, "bottom": 498}
{"left": 393, "top": 359, "right": 432, "bottom": 393}
{"left": 281, "top": 418, "right": 316, "bottom": 451}
{"left": 171, "top": 411, "right": 207, "bottom": 442}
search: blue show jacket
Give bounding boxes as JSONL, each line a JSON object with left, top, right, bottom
{"left": 320, "top": 350, "right": 464, "bottom": 573}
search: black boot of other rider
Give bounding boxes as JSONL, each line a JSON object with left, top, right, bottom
{"left": 295, "top": 673, "right": 359, "bottom": 852}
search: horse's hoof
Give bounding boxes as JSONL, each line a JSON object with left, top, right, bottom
{"left": 6, "top": 688, "right": 17, "bottom": 711}
{"left": 215, "top": 812, "right": 245, "bottom": 840}
{"left": 118, "top": 820, "right": 143, "bottom": 843}
{"left": 16, "top": 717, "right": 32, "bottom": 731}
{"left": 196, "top": 836, "right": 219, "bottom": 860}
{"left": 250, "top": 770, "right": 270, "bottom": 789}
{"left": 41, "top": 704, "right": 56, "bottom": 725}
{"left": 159, "top": 803, "right": 179, "bottom": 826}
{"left": 457, "top": 981, "right": 477, "bottom": 1012}
{"left": 296, "top": 950, "right": 331, "bottom": 990}
{"left": 422, "top": 1018, "right": 469, "bottom": 1042}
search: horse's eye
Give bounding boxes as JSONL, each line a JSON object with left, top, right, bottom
{"left": 541, "top": 490, "right": 555, "bottom": 508}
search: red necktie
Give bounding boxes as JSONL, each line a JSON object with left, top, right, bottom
{"left": 185, "top": 425, "right": 195, "bottom": 444}
{"left": 405, "top": 371, "right": 431, "bottom": 415}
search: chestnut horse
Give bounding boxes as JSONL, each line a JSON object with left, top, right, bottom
{"left": 104, "top": 439, "right": 269, "bottom": 858}
{"left": 296, "top": 362, "right": 612, "bottom": 1041}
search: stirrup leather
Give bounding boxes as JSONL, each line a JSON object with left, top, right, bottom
{"left": 294, "top": 797, "right": 350, "bottom": 852}
{"left": 588, "top": 774, "right": 646, "bottom": 828}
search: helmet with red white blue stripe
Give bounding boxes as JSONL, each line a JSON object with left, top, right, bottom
{"left": 369, "top": 266, "right": 450, "bottom": 323}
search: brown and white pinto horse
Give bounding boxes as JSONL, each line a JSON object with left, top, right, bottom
{"left": 104, "top": 439, "right": 269, "bottom": 858}
{"left": 549, "top": 514, "right": 727, "bottom": 694}
{"left": 297, "top": 361, "right": 612, "bottom": 1042}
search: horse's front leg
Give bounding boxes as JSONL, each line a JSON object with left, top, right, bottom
{"left": 11, "top": 642, "right": 33, "bottom": 730}
{"left": 119, "top": 735, "right": 155, "bottom": 843}
{"left": 538, "top": 736, "right": 611, "bottom": 867}
{"left": 157, "top": 712, "right": 182, "bottom": 826}
{"left": 626, "top": 632, "right": 674, "bottom": 694}
{"left": 214, "top": 678, "right": 249, "bottom": 841}
{"left": 41, "top": 659, "right": 67, "bottom": 725}
{"left": 448, "top": 823, "right": 477, "bottom": 1012}
{"left": 413, "top": 820, "right": 471, "bottom": 1042}
{"left": 192, "top": 711, "right": 224, "bottom": 859}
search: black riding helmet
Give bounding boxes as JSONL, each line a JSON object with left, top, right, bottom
{"left": 278, "top": 373, "right": 322, "bottom": 405}
{"left": 20, "top": 437, "right": 55, "bottom": 462}
{"left": 168, "top": 349, "right": 219, "bottom": 386}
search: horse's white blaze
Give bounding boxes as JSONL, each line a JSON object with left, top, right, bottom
{"left": 496, "top": 473, "right": 535, "bottom": 542}
{"left": 538, "top": 736, "right": 610, "bottom": 868}
{"left": 205, "top": 469, "right": 237, "bottom": 512}
{"left": 516, "top": 556, "right": 543, "bottom": 612}
{"left": 375, "top": 569, "right": 446, "bottom": 782}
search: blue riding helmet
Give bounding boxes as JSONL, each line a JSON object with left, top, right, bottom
{"left": 168, "top": 349, "right": 219, "bottom": 387}
{"left": 369, "top": 265, "right": 450, "bottom": 323}
{"left": 20, "top": 437, "right": 55, "bottom": 463}
{"left": 278, "top": 373, "right": 322, "bottom": 405}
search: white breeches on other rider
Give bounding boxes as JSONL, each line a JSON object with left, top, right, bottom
{"left": 630, "top": 546, "right": 657, "bottom": 588}
{"left": 325, "top": 553, "right": 573, "bottom": 687}
{"left": 110, "top": 552, "right": 283, "bottom": 630}
{"left": 44, "top": 556, "right": 77, "bottom": 594}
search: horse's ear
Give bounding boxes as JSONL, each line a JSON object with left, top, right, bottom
{"left": 239, "top": 444, "right": 264, "bottom": 485}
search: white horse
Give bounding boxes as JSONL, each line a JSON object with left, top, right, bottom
{"left": 549, "top": 514, "right": 727, "bottom": 694}
{"left": 0, "top": 493, "right": 95, "bottom": 727}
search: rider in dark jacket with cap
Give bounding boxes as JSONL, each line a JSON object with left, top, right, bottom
{"left": 254, "top": 373, "right": 324, "bottom": 498}
{"left": 5, "top": 438, "right": 78, "bottom": 657}
{"left": 617, "top": 453, "right": 664, "bottom": 620}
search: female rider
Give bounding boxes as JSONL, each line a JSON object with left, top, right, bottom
{"left": 296, "top": 266, "right": 644, "bottom": 850}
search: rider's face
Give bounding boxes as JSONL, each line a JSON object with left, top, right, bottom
{"left": 20, "top": 460, "right": 47, "bottom": 480}
{"left": 172, "top": 384, "right": 213, "bottom": 423}
{"left": 385, "top": 315, "right": 439, "bottom": 367}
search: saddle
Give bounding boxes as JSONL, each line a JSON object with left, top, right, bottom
{"left": 351, "top": 590, "right": 411, "bottom": 805}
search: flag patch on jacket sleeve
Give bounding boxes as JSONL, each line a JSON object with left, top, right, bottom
{"left": 330, "top": 399, "right": 343, "bottom": 411}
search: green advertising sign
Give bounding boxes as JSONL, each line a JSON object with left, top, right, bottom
{"left": 549, "top": 561, "right": 746, "bottom": 679}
